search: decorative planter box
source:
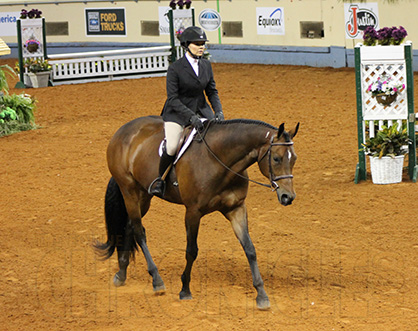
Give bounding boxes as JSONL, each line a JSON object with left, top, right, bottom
{"left": 28, "top": 71, "right": 50, "bottom": 88}
{"left": 369, "top": 155, "right": 405, "bottom": 184}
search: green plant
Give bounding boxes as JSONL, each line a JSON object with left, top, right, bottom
{"left": 0, "top": 93, "right": 38, "bottom": 137}
{"left": 361, "top": 123, "right": 411, "bottom": 158}
{"left": 0, "top": 107, "right": 18, "bottom": 123}
{"left": 1, "top": 93, "right": 37, "bottom": 124}
{"left": 0, "top": 64, "right": 16, "bottom": 95}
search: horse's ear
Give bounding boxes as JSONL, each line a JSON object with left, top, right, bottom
{"left": 289, "top": 122, "right": 300, "bottom": 139}
{"left": 277, "top": 123, "right": 285, "bottom": 139}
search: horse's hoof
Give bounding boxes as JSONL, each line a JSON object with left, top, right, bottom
{"left": 256, "top": 297, "right": 271, "bottom": 310}
{"left": 153, "top": 283, "right": 166, "bottom": 294}
{"left": 113, "top": 274, "right": 126, "bottom": 287}
{"left": 179, "top": 290, "right": 193, "bottom": 300}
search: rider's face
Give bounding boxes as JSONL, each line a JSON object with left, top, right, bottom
{"left": 188, "top": 42, "right": 206, "bottom": 57}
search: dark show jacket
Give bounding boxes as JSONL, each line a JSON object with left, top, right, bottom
{"left": 161, "top": 56, "right": 223, "bottom": 126}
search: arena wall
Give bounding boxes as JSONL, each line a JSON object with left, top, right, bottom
{"left": 1, "top": 0, "right": 417, "bottom": 69}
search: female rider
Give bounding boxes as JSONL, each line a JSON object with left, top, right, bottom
{"left": 148, "top": 26, "right": 224, "bottom": 198}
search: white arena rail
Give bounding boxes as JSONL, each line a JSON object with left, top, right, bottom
{"left": 47, "top": 46, "right": 171, "bottom": 85}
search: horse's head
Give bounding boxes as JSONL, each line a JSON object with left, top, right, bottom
{"left": 257, "top": 123, "right": 299, "bottom": 206}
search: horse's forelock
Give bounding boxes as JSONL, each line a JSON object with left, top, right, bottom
{"left": 282, "top": 131, "right": 291, "bottom": 142}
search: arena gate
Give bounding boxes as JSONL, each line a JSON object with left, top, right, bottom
{"left": 354, "top": 41, "right": 418, "bottom": 183}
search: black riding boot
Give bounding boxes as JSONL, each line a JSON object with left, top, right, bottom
{"left": 148, "top": 151, "right": 175, "bottom": 198}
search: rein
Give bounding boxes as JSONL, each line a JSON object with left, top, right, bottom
{"left": 196, "top": 127, "right": 294, "bottom": 191}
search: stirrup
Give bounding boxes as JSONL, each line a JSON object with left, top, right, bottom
{"left": 148, "top": 177, "right": 166, "bottom": 197}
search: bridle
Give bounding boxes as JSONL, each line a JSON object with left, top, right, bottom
{"left": 198, "top": 130, "right": 294, "bottom": 191}
{"left": 264, "top": 137, "right": 294, "bottom": 191}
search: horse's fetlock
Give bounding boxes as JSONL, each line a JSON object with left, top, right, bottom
{"left": 148, "top": 266, "right": 158, "bottom": 276}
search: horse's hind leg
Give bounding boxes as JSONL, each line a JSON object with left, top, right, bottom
{"left": 224, "top": 203, "right": 270, "bottom": 310}
{"left": 120, "top": 186, "right": 165, "bottom": 292}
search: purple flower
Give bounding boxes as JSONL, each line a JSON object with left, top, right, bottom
{"left": 377, "top": 27, "right": 394, "bottom": 45}
{"left": 185, "top": 0, "right": 192, "bottom": 8}
{"left": 177, "top": 0, "right": 184, "bottom": 9}
{"left": 363, "top": 26, "right": 378, "bottom": 46}
{"left": 169, "top": 0, "right": 177, "bottom": 9}
{"left": 20, "top": 9, "right": 28, "bottom": 19}
{"left": 392, "top": 26, "right": 407, "bottom": 45}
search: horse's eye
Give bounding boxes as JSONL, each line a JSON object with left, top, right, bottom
{"left": 273, "top": 156, "right": 281, "bottom": 164}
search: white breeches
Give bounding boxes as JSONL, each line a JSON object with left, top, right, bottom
{"left": 164, "top": 121, "right": 184, "bottom": 156}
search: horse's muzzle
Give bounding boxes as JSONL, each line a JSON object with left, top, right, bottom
{"left": 278, "top": 193, "right": 295, "bottom": 206}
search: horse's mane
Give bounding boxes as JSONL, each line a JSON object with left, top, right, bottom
{"left": 210, "top": 119, "right": 294, "bottom": 141}
{"left": 212, "top": 118, "right": 278, "bottom": 130}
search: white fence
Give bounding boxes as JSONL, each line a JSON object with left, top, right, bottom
{"left": 48, "top": 46, "right": 171, "bottom": 85}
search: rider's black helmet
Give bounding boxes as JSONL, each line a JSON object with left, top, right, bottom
{"left": 180, "top": 26, "right": 208, "bottom": 48}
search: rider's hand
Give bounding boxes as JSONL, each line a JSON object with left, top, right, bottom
{"left": 190, "top": 115, "right": 204, "bottom": 131}
{"left": 215, "top": 111, "right": 224, "bottom": 121}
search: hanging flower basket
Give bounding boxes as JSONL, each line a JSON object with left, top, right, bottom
{"left": 375, "top": 92, "right": 398, "bottom": 106}
{"left": 367, "top": 75, "right": 404, "bottom": 107}
{"left": 369, "top": 155, "right": 404, "bottom": 184}
{"left": 24, "top": 38, "right": 41, "bottom": 53}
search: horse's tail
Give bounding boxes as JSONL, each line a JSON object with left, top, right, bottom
{"left": 94, "top": 177, "right": 137, "bottom": 259}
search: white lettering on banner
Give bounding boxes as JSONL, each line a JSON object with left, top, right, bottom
{"left": 256, "top": 7, "right": 285, "bottom": 35}
{"left": 0, "top": 12, "right": 20, "bottom": 37}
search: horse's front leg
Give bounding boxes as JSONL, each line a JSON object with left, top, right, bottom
{"left": 224, "top": 204, "right": 270, "bottom": 310}
{"left": 179, "top": 209, "right": 201, "bottom": 300}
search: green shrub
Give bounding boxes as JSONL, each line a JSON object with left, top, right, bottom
{"left": 361, "top": 123, "right": 411, "bottom": 158}
{"left": 0, "top": 64, "right": 16, "bottom": 94}
{"left": 0, "top": 93, "right": 38, "bottom": 137}
{"left": 1, "top": 93, "right": 36, "bottom": 124}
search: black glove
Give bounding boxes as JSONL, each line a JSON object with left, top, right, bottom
{"left": 190, "top": 115, "right": 204, "bottom": 131}
{"left": 215, "top": 111, "right": 224, "bottom": 121}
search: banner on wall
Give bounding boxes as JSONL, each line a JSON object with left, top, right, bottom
{"left": 256, "top": 7, "right": 285, "bottom": 35}
{"left": 158, "top": 6, "right": 171, "bottom": 35}
{"left": 344, "top": 3, "right": 379, "bottom": 39}
{"left": 198, "top": 9, "right": 221, "bottom": 31}
{"left": 85, "top": 8, "right": 126, "bottom": 36}
{"left": 0, "top": 12, "right": 20, "bottom": 37}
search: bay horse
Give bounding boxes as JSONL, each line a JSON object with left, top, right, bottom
{"left": 95, "top": 116, "right": 299, "bottom": 310}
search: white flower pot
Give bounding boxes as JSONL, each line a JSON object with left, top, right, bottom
{"left": 28, "top": 71, "right": 50, "bottom": 88}
{"left": 369, "top": 155, "right": 405, "bottom": 184}
{"left": 23, "top": 73, "right": 32, "bottom": 88}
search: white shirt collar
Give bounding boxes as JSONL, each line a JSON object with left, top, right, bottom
{"left": 185, "top": 52, "right": 199, "bottom": 76}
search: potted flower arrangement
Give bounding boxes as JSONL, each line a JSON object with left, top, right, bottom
{"left": 367, "top": 75, "right": 405, "bottom": 106}
{"left": 24, "top": 37, "right": 41, "bottom": 53}
{"left": 361, "top": 123, "right": 411, "bottom": 184}
{"left": 25, "top": 58, "right": 51, "bottom": 88}
{"left": 363, "top": 26, "right": 407, "bottom": 46}
{"left": 367, "top": 76, "right": 405, "bottom": 106}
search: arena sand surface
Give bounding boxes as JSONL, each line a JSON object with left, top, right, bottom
{"left": 1, "top": 58, "right": 418, "bottom": 331}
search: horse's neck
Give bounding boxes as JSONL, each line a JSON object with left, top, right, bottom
{"left": 208, "top": 123, "right": 273, "bottom": 169}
